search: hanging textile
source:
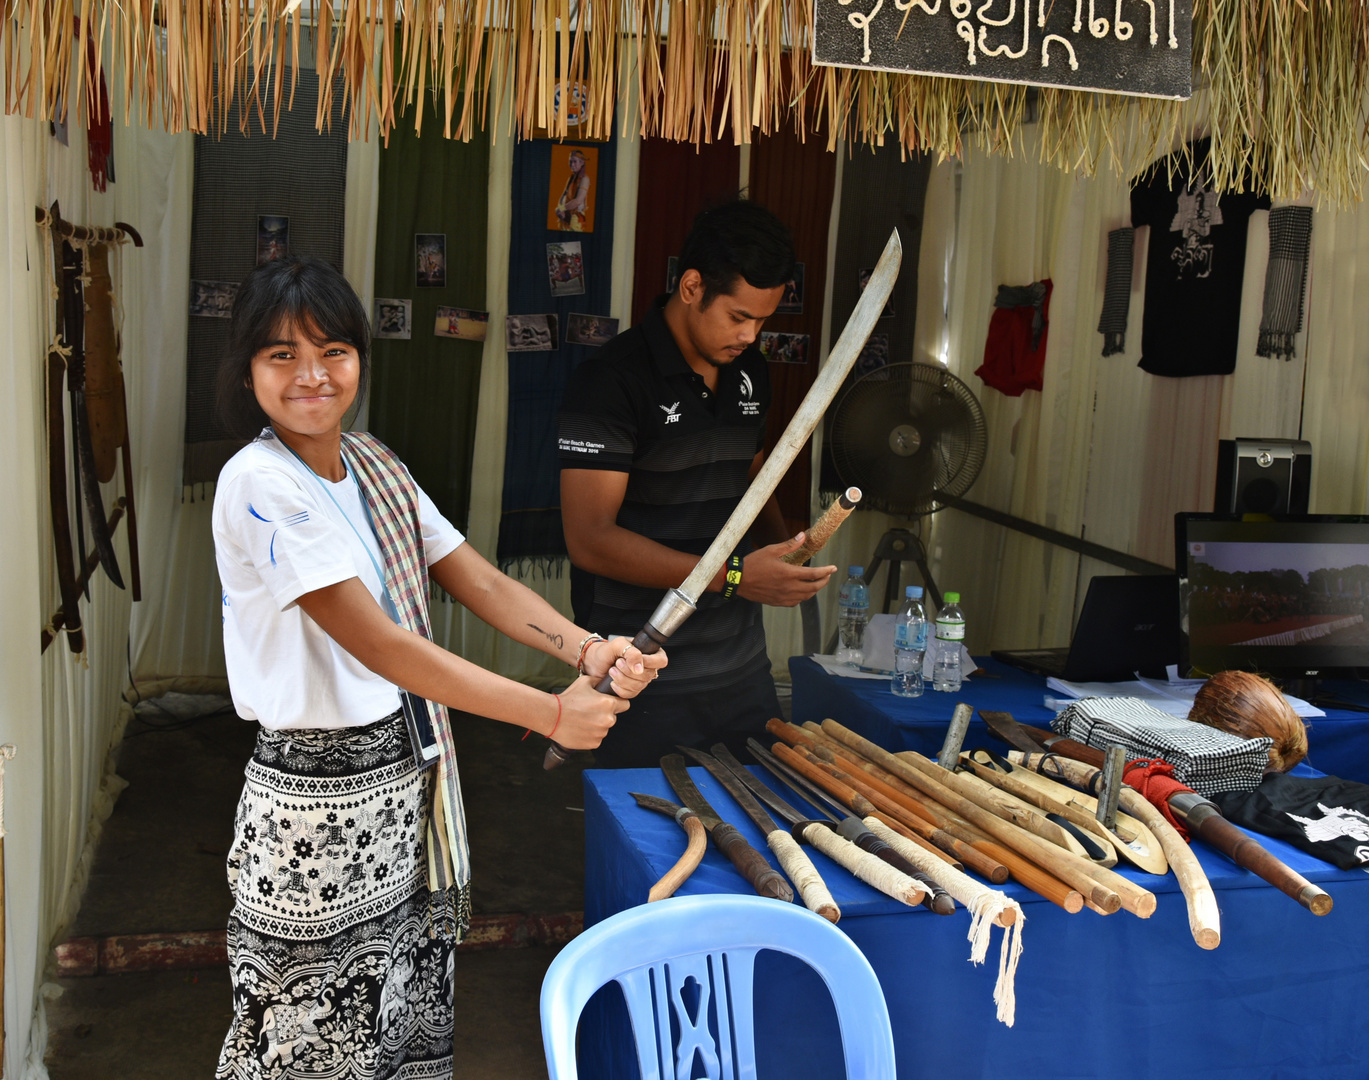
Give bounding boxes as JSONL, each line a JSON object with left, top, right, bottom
{"left": 630, "top": 136, "right": 741, "bottom": 325}
{"left": 496, "top": 137, "right": 617, "bottom": 570}
{"left": 1097, "top": 227, "right": 1134, "bottom": 356}
{"left": 1130, "top": 139, "right": 1270, "bottom": 379}
{"left": 367, "top": 98, "right": 490, "bottom": 534}
{"left": 822, "top": 144, "right": 931, "bottom": 497}
{"left": 1255, "top": 206, "right": 1314, "bottom": 361}
{"left": 976, "top": 280, "right": 1053, "bottom": 397}
{"left": 182, "top": 68, "right": 348, "bottom": 488}
{"left": 747, "top": 127, "right": 838, "bottom": 531}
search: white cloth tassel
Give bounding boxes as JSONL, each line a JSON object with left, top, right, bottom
{"left": 863, "top": 816, "right": 1025, "bottom": 1025}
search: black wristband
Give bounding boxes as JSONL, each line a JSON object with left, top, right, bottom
{"left": 721, "top": 554, "right": 744, "bottom": 600}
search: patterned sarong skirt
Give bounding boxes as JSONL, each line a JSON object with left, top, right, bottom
{"left": 216, "top": 715, "right": 470, "bottom": 1080}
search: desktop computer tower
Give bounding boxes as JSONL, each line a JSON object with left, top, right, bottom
{"left": 1214, "top": 438, "right": 1312, "bottom": 514}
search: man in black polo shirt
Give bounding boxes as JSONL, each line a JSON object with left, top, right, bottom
{"left": 558, "top": 201, "right": 837, "bottom": 767}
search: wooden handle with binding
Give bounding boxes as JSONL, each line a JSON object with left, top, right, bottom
{"left": 800, "top": 823, "right": 926, "bottom": 907}
{"left": 767, "top": 829, "right": 840, "bottom": 921}
{"left": 781, "top": 487, "right": 861, "bottom": 564}
{"left": 712, "top": 821, "right": 793, "bottom": 902}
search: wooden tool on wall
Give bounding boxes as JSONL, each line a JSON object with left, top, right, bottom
{"left": 38, "top": 204, "right": 143, "bottom": 655}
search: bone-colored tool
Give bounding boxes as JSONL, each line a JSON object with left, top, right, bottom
{"left": 781, "top": 487, "right": 862, "bottom": 564}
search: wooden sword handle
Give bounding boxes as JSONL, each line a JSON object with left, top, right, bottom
{"left": 712, "top": 822, "right": 794, "bottom": 902}
{"left": 648, "top": 811, "right": 708, "bottom": 902}
{"left": 781, "top": 487, "right": 862, "bottom": 564}
{"left": 766, "top": 829, "right": 840, "bottom": 922}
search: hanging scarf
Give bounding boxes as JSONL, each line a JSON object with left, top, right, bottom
{"left": 1097, "top": 227, "right": 1134, "bottom": 356}
{"left": 341, "top": 432, "right": 472, "bottom": 925}
{"left": 1256, "top": 206, "right": 1313, "bottom": 361}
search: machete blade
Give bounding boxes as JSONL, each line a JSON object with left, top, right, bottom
{"left": 981, "top": 710, "right": 1051, "bottom": 755}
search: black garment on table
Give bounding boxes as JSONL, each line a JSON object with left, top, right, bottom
{"left": 1130, "top": 139, "right": 1270, "bottom": 377}
{"left": 1210, "top": 772, "right": 1369, "bottom": 871}
{"left": 558, "top": 297, "right": 777, "bottom": 762}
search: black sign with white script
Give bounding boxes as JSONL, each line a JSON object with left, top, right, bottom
{"left": 813, "top": 0, "right": 1192, "bottom": 100}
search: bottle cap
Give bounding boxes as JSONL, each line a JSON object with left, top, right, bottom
{"left": 906, "top": 586, "right": 923, "bottom": 598}
{"left": 944, "top": 591, "right": 960, "bottom": 603}
{"left": 849, "top": 566, "right": 864, "bottom": 576}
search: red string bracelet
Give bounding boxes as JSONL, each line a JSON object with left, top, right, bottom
{"left": 522, "top": 692, "right": 562, "bottom": 742}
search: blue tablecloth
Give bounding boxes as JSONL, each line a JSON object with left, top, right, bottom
{"left": 581, "top": 658, "right": 1369, "bottom": 1079}
{"left": 789, "top": 655, "right": 1369, "bottom": 783}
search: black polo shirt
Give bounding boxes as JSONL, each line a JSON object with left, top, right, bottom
{"left": 558, "top": 299, "right": 772, "bottom": 693}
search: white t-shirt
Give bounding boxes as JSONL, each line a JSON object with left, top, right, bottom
{"left": 213, "top": 434, "right": 465, "bottom": 730}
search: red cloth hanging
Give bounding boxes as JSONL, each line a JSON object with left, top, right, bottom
{"left": 976, "top": 279, "right": 1052, "bottom": 396}
{"left": 77, "top": 17, "right": 113, "bottom": 192}
{"left": 1124, "top": 757, "right": 1194, "bottom": 840}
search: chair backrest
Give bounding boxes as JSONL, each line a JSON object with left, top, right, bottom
{"left": 540, "top": 894, "right": 896, "bottom": 1080}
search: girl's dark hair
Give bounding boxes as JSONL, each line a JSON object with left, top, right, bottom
{"left": 216, "top": 257, "right": 371, "bottom": 441}
{"left": 676, "top": 199, "right": 797, "bottom": 307}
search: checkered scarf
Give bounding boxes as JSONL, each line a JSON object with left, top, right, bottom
{"left": 1256, "top": 206, "right": 1313, "bottom": 361}
{"left": 342, "top": 432, "right": 471, "bottom": 907}
{"left": 1052, "top": 697, "right": 1271, "bottom": 795}
{"left": 1097, "top": 227, "right": 1134, "bottom": 356}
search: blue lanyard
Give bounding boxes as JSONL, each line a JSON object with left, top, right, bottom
{"left": 278, "top": 436, "right": 404, "bottom": 626}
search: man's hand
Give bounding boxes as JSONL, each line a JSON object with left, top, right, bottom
{"left": 737, "top": 532, "right": 837, "bottom": 607}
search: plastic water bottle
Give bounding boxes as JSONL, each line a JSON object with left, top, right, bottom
{"left": 891, "top": 586, "right": 927, "bottom": 698}
{"left": 932, "top": 592, "right": 965, "bottom": 692}
{"left": 835, "top": 566, "right": 870, "bottom": 668}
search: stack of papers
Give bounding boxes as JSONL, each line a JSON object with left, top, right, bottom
{"left": 1045, "top": 668, "right": 1324, "bottom": 718}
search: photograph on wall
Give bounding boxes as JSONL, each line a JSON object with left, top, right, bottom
{"left": 547, "top": 144, "right": 598, "bottom": 232}
{"left": 776, "top": 262, "right": 805, "bottom": 315}
{"left": 189, "top": 280, "right": 239, "bottom": 318}
{"left": 547, "top": 241, "right": 586, "bottom": 297}
{"left": 256, "top": 215, "right": 290, "bottom": 265}
{"left": 665, "top": 256, "right": 681, "bottom": 295}
{"left": 435, "top": 306, "right": 490, "bottom": 342}
{"left": 506, "top": 314, "right": 559, "bottom": 352}
{"left": 758, "top": 331, "right": 811, "bottom": 365}
{"left": 854, "top": 332, "right": 890, "bottom": 378}
{"left": 566, "top": 313, "right": 619, "bottom": 347}
{"left": 416, "top": 233, "right": 447, "bottom": 288}
{"left": 373, "top": 298, "right": 412, "bottom": 340}
{"left": 858, "top": 266, "right": 895, "bottom": 318}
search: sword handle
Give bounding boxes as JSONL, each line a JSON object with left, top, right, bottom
{"left": 712, "top": 822, "right": 794, "bottom": 902}
{"left": 838, "top": 819, "right": 955, "bottom": 915}
{"left": 542, "top": 624, "right": 669, "bottom": 771}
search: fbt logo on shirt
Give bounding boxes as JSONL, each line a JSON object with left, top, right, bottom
{"left": 660, "top": 402, "right": 682, "bottom": 424}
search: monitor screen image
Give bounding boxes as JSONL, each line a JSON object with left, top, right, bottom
{"left": 1176, "top": 514, "right": 1369, "bottom": 679}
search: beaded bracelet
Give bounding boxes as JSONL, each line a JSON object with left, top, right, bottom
{"left": 576, "top": 632, "right": 606, "bottom": 675}
{"left": 721, "top": 554, "right": 744, "bottom": 600}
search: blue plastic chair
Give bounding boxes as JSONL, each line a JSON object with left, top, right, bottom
{"left": 540, "top": 894, "right": 897, "bottom": 1080}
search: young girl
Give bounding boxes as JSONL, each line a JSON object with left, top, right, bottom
{"left": 211, "top": 257, "right": 665, "bottom": 1079}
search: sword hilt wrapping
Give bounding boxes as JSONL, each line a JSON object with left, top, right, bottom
{"left": 800, "top": 822, "right": 926, "bottom": 907}
{"left": 712, "top": 822, "right": 793, "bottom": 902}
{"left": 837, "top": 816, "right": 955, "bottom": 915}
{"left": 766, "top": 829, "right": 840, "bottom": 923}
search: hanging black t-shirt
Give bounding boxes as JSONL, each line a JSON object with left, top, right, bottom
{"left": 1130, "top": 139, "right": 1270, "bottom": 377}
{"left": 1211, "top": 772, "right": 1369, "bottom": 871}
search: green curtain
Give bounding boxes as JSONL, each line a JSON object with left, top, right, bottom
{"left": 367, "top": 100, "right": 490, "bottom": 533}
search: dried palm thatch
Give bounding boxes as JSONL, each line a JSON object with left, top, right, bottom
{"left": 3, "top": 0, "right": 1367, "bottom": 202}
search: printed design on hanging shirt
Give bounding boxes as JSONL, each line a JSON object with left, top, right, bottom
{"left": 660, "top": 401, "right": 682, "bottom": 424}
{"left": 1286, "top": 802, "right": 1369, "bottom": 854}
{"left": 1169, "top": 184, "right": 1223, "bottom": 280}
{"left": 248, "top": 504, "right": 310, "bottom": 565}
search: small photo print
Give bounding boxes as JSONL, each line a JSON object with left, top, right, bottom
{"left": 665, "top": 256, "right": 681, "bottom": 294}
{"left": 506, "top": 313, "right": 559, "bottom": 352}
{"left": 256, "top": 215, "right": 289, "bottom": 265}
{"left": 416, "top": 234, "right": 447, "bottom": 288}
{"left": 189, "top": 280, "right": 238, "bottom": 318}
{"left": 373, "top": 298, "right": 412, "bottom": 340}
{"left": 435, "top": 306, "right": 489, "bottom": 342}
{"left": 759, "top": 331, "right": 811, "bottom": 365}
{"left": 547, "top": 241, "right": 586, "bottom": 297}
{"left": 855, "top": 333, "right": 890, "bottom": 379}
{"left": 858, "top": 267, "right": 895, "bottom": 319}
{"left": 566, "top": 313, "right": 619, "bottom": 347}
{"left": 547, "top": 144, "right": 598, "bottom": 232}
{"left": 776, "top": 262, "right": 805, "bottom": 315}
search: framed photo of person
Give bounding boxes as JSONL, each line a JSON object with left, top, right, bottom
{"left": 373, "top": 298, "right": 412, "bottom": 339}
{"left": 547, "top": 145, "right": 598, "bottom": 232}
{"left": 416, "top": 234, "right": 447, "bottom": 288}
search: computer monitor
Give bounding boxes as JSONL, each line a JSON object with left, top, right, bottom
{"left": 1175, "top": 513, "right": 1369, "bottom": 680}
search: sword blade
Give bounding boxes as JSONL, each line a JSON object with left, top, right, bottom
{"left": 745, "top": 739, "right": 844, "bottom": 822}
{"left": 677, "top": 745, "right": 783, "bottom": 834}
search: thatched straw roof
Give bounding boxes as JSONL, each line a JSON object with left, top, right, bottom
{"left": 5, "top": 0, "right": 1366, "bottom": 202}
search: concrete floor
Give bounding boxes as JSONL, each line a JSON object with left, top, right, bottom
{"left": 45, "top": 690, "right": 594, "bottom": 1079}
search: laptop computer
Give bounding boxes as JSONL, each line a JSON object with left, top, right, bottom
{"left": 991, "top": 574, "right": 1181, "bottom": 682}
